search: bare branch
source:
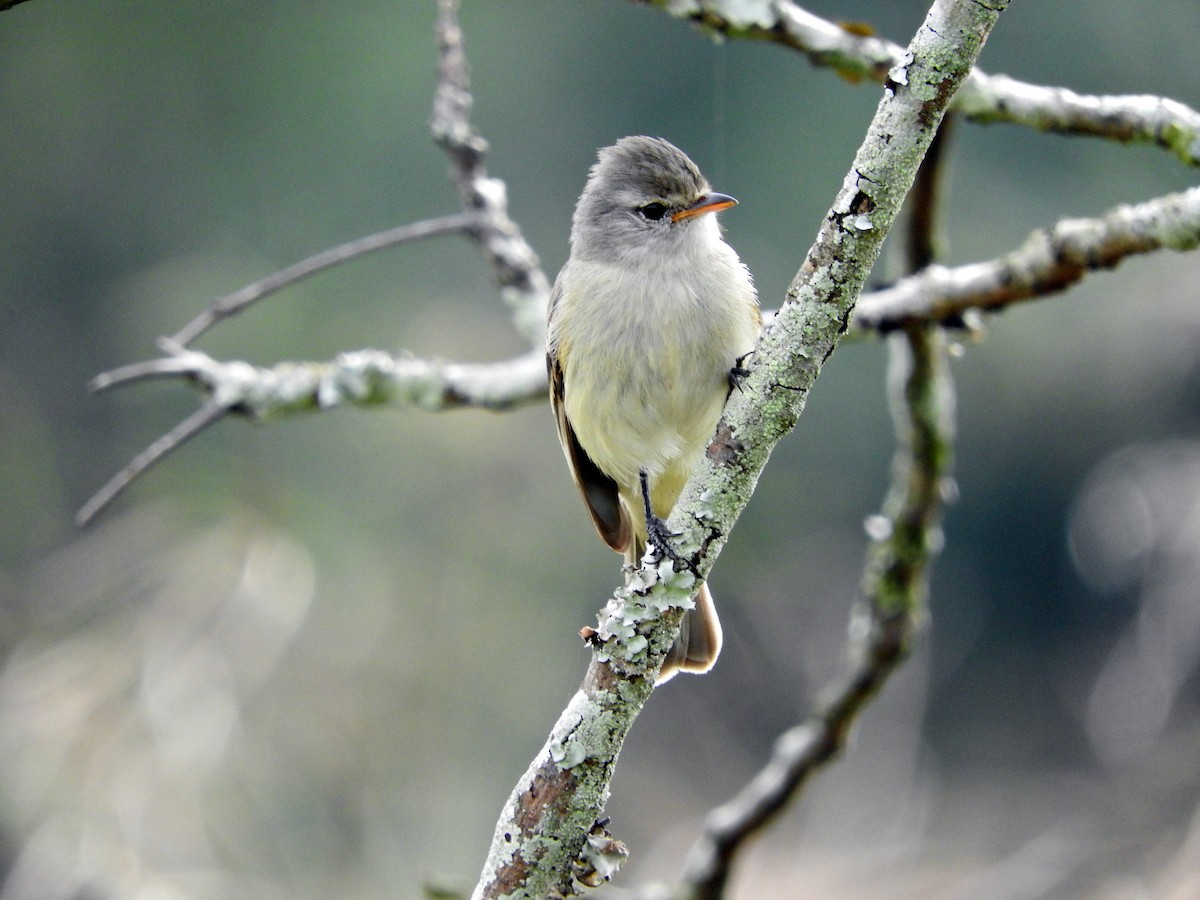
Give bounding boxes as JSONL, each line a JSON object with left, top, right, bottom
{"left": 75, "top": 401, "right": 229, "bottom": 527}
{"left": 471, "top": 1, "right": 1005, "bottom": 895}
{"left": 670, "top": 321, "right": 956, "bottom": 892}
{"left": 956, "top": 72, "right": 1200, "bottom": 168}
{"left": 170, "top": 213, "right": 478, "bottom": 347}
{"left": 98, "top": 338, "right": 548, "bottom": 412}
{"left": 79, "top": 0, "right": 553, "bottom": 525}
{"left": 854, "top": 185, "right": 1200, "bottom": 331}
{"left": 76, "top": 342, "right": 545, "bottom": 525}
{"left": 432, "top": 0, "right": 551, "bottom": 345}
{"left": 636, "top": 0, "right": 900, "bottom": 83}
{"left": 641, "top": 0, "right": 1200, "bottom": 167}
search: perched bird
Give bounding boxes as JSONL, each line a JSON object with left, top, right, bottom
{"left": 547, "top": 136, "right": 761, "bottom": 681}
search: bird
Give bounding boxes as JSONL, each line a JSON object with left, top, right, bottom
{"left": 546, "top": 135, "right": 761, "bottom": 681}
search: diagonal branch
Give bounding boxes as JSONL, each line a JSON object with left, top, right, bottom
{"left": 640, "top": 0, "right": 1200, "bottom": 168}
{"left": 75, "top": 400, "right": 229, "bottom": 527}
{"left": 170, "top": 213, "right": 478, "bottom": 347}
{"left": 470, "top": 1, "right": 1006, "bottom": 896}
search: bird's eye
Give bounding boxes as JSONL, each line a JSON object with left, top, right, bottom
{"left": 638, "top": 202, "right": 670, "bottom": 221}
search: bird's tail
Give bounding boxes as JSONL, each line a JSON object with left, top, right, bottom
{"left": 660, "top": 580, "right": 723, "bottom": 683}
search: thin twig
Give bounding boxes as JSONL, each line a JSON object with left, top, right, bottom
{"left": 170, "top": 213, "right": 478, "bottom": 347}
{"left": 75, "top": 400, "right": 229, "bottom": 527}
{"left": 77, "top": 342, "right": 549, "bottom": 510}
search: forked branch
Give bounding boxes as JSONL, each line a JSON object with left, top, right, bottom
{"left": 78, "top": 0, "right": 550, "bottom": 526}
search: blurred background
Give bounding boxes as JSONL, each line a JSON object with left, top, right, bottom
{"left": 2, "top": 1, "right": 1199, "bottom": 897}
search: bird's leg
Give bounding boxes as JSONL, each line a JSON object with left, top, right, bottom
{"left": 639, "top": 469, "right": 692, "bottom": 571}
{"left": 728, "top": 351, "right": 752, "bottom": 393}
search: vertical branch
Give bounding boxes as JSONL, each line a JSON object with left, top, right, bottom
{"left": 867, "top": 116, "right": 957, "bottom": 622}
{"left": 431, "top": 0, "right": 551, "bottom": 344}
{"left": 679, "top": 107, "right": 959, "bottom": 900}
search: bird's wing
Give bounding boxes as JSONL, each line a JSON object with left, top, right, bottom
{"left": 547, "top": 350, "right": 630, "bottom": 553}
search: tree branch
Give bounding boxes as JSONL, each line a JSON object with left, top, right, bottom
{"left": 431, "top": 0, "right": 551, "bottom": 345}
{"left": 470, "top": 1, "right": 1005, "bottom": 895}
{"left": 77, "top": 0, "right": 551, "bottom": 525}
{"left": 76, "top": 343, "right": 546, "bottom": 526}
{"left": 854, "top": 185, "right": 1200, "bottom": 332}
{"left": 74, "top": 400, "right": 229, "bottom": 527}
{"left": 640, "top": 0, "right": 1200, "bottom": 168}
{"left": 677, "top": 104, "right": 959, "bottom": 900}
{"left": 170, "top": 213, "right": 479, "bottom": 347}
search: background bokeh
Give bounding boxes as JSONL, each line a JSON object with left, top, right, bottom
{"left": 2, "top": 1, "right": 1199, "bottom": 897}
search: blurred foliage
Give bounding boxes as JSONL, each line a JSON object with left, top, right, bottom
{"left": 1, "top": 1, "right": 1199, "bottom": 897}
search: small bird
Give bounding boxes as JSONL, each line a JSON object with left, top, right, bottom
{"left": 547, "top": 136, "right": 761, "bottom": 681}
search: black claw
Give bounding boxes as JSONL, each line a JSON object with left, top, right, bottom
{"left": 639, "top": 469, "right": 694, "bottom": 573}
{"left": 728, "top": 352, "right": 752, "bottom": 393}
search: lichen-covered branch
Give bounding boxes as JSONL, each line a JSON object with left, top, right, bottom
{"left": 676, "top": 330, "right": 953, "bottom": 900}
{"left": 90, "top": 344, "right": 547, "bottom": 416}
{"left": 954, "top": 72, "right": 1200, "bottom": 167}
{"left": 635, "top": 0, "right": 898, "bottom": 82}
{"left": 75, "top": 344, "right": 547, "bottom": 526}
{"left": 640, "top": 0, "right": 1200, "bottom": 168}
{"left": 470, "top": 1, "right": 1005, "bottom": 895}
{"left": 854, "top": 185, "right": 1200, "bottom": 331}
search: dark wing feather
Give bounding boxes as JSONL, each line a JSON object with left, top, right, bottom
{"left": 547, "top": 351, "right": 630, "bottom": 552}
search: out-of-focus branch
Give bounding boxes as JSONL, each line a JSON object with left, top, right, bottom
{"left": 955, "top": 72, "right": 1200, "bottom": 167}
{"left": 677, "top": 105, "right": 958, "bottom": 900}
{"left": 90, "top": 345, "right": 548, "bottom": 414}
{"left": 636, "top": 0, "right": 898, "bottom": 83}
{"left": 431, "top": 0, "right": 551, "bottom": 344}
{"left": 79, "top": 0, "right": 551, "bottom": 525}
{"left": 640, "top": 0, "right": 1200, "bottom": 168}
{"left": 854, "top": 185, "right": 1200, "bottom": 332}
{"left": 163, "top": 0, "right": 551, "bottom": 351}
{"left": 471, "top": 2, "right": 1003, "bottom": 895}
{"left": 76, "top": 344, "right": 547, "bottom": 526}
{"left": 74, "top": 400, "right": 230, "bottom": 528}
{"left": 170, "top": 214, "right": 478, "bottom": 347}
